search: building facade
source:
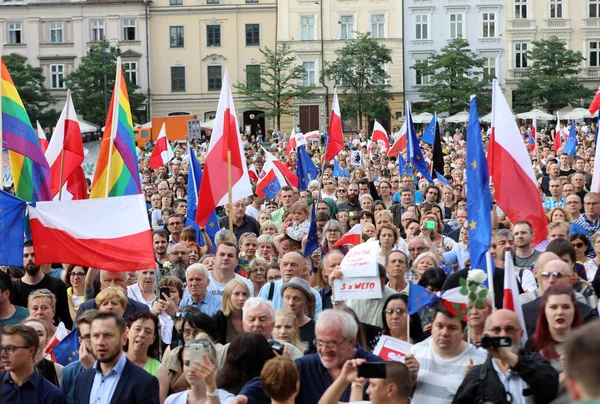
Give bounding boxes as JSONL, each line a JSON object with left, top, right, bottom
{"left": 403, "top": 0, "right": 505, "bottom": 112}
{"left": 277, "top": 0, "right": 404, "bottom": 134}
{"left": 0, "top": 0, "right": 150, "bottom": 116}
{"left": 148, "top": 0, "right": 276, "bottom": 135}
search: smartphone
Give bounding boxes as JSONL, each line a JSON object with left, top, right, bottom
{"left": 188, "top": 342, "right": 205, "bottom": 365}
{"left": 357, "top": 363, "right": 387, "bottom": 379}
{"left": 426, "top": 220, "right": 437, "bottom": 230}
{"left": 159, "top": 286, "right": 170, "bottom": 299}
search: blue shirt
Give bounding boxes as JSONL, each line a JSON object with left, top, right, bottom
{"left": 61, "top": 360, "right": 85, "bottom": 404}
{"left": 90, "top": 351, "right": 127, "bottom": 404}
{"left": 2, "top": 368, "right": 66, "bottom": 404}
{"left": 179, "top": 292, "right": 223, "bottom": 317}
{"left": 257, "top": 279, "right": 323, "bottom": 317}
{"left": 571, "top": 214, "right": 600, "bottom": 237}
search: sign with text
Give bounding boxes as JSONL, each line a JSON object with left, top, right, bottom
{"left": 373, "top": 335, "right": 412, "bottom": 363}
{"left": 187, "top": 119, "right": 202, "bottom": 139}
{"left": 333, "top": 242, "right": 381, "bottom": 300}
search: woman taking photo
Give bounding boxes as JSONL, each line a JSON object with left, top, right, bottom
{"left": 380, "top": 294, "right": 425, "bottom": 344}
{"left": 65, "top": 265, "right": 87, "bottom": 321}
{"left": 213, "top": 279, "right": 250, "bottom": 344}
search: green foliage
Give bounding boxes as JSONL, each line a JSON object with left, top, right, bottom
{"left": 322, "top": 32, "right": 393, "bottom": 130}
{"left": 234, "top": 43, "right": 315, "bottom": 130}
{"left": 65, "top": 42, "right": 146, "bottom": 127}
{"left": 2, "top": 54, "right": 58, "bottom": 127}
{"left": 411, "top": 38, "right": 492, "bottom": 114}
{"left": 515, "top": 36, "right": 594, "bottom": 112}
{"left": 459, "top": 275, "right": 489, "bottom": 316}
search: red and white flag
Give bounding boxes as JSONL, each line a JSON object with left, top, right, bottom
{"left": 28, "top": 194, "right": 155, "bottom": 271}
{"left": 149, "top": 123, "right": 174, "bottom": 170}
{"left": 36, "top": 121, "right": 48, "bottom": 153}
{"left": 589, "top": 86, "right": 600, "bottom": 115}
{"left": 285, "top": 128, "right": 306, "bottom": 156}
{"left": 44, "top": 322, "right": 68, "bottom": 360}
{"left": 489, "top": 80, "right": 547, "bottom": 245}
{"left": 334, "top": 224, "right": 362, "bottom": 247}
{"left": 530, "top": 114, "right": 537, "bottom": 154}
{"left": 304, "top": 130, "right": 320, "bottom": 141}
{"left": 195, "top": 68, "right": 253, "bottom": 226}
{"left": 553, "top": 113, "right": 563, "bottom": 153}
{"left": 248, "top": 164, "right": 259, "bottom": 183}
{"left": 63, "top": 165, "right": 88, "bottom": 200}
{"left": 256, "top": 147, "right": 299, "bottom": 197}
{"left": 440, "top": 287, "right": 469, "bottom": 321}
{"left": 324, "top": 88, "right": 344, "bottom": 162}
{"left": 45, "top": 90, "right": 85, "bottom": 200}
{"left": 371, "top": 120, "right": 390, "bottom": 154}
{"left": 388, "top": 122, "right": 407, "bottom": 157}
{"left": 503, "top": 251, "right": 528, "bottom": 345}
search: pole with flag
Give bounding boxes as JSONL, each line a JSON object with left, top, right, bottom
{"left": 105, "top": 58, "right": 122, "bottom": 198}
{"left": 531, "top": 113, "right": 537, "bottom": 155}
{"left": 406, "top": 102, "right": 433, "bottom": 183}
{"left": 324, "top": 87, "right": 344, "bottom": 163}
{"left": 36, "top": 121, "right": 49, "bottom": 153}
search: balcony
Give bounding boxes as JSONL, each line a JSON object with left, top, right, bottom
{"left": 584, "top": 19, "right": 600, "bottom": 29}
{"left": 508, "top": 69, "right": 527, "bottom": 79}
{"left": 508, "top": 19, "right": 535, "bottom": 30}
{"left": 544, "top": 19, "right": 570, "bottom": 30}
{"left": 584, "top": 68, "right": 600, "bottom": 78}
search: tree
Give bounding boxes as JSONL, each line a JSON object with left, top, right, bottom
{"left": 412, "top": 38, "right": 492, "bottom": 115}
{"left": 323, "top": 32, "right": 393, "bottom": 131}
{"left": 514, "top": 36, "right": 594, "bottom": 112}
{"left": 66, "top": 42, "right": 146, "bottom": 127}
{"left": 234, "top": 43, "right": 315, "bottom": 130}
{"left": 2, "top": 54, "right": 58, "bottom": 128}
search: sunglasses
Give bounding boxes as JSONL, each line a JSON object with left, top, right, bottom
{"left": 384, "top": 308, "right": 406, "bottom": 316}
{"left": 541, "top": 271, "right": 565, "bottom": 279}
{"left": 572, "top": 242, "right": 585, "bottom": 249}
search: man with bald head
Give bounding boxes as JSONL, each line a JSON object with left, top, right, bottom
{"left": 454, "top": 309, "right": 559, "bottom": 403}
{"left": 258, "top": 251, "right": 323, "bottom": 316}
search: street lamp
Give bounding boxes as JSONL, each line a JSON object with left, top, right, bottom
{"left": 90, "top": 38, "right": 119, "bottom": 124}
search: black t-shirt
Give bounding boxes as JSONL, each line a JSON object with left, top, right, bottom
{"left": 560, "top": 168, "right": 576, "bottom": 177}
{"left": 299, "top": 319, "right": 316, "bottom": 349}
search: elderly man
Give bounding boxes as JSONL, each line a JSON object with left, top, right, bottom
{"left": 178, "top": 264, "right": 222, "bottom": 316}
{"left": 571, "top": 192, "right": 600, "bottom": 238}
{"left": 258, "top": 251, "right": 322, "bottom": 315}
{"left": 386, "top": 250, "right": 409, "bottom": 294}
{"left": 282, "top": 277, "right": 316, "bottom": 346}
{"left": 219, "top": 199, "right": 261, "bottom": 241}
{"left": 454, "top": 309, "right": 559, "bottom": 404}
{"left": 208, "top": 242, "right": 253, "bottom": 296}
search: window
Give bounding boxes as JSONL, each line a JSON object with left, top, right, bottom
{"left": 91, "top": 20, "right": 105, "bottom": 42}
{"left": 415, "top": 14, "right": 429, "bottom": 40}
{"left": 550, "top": 0, "right": 563, "bottom": 18}
{"left": 515, "top": 42, "right": 528, "bottom": 69}
{"left": 339, "top": 15, "right": 354, "bottom": 40}
{"left": 49, "top": 22, "right": 63, "bottom": 43}
{"left": 301, "top": 61, "right": 316, "bottom": 86}
{"left": 122, "top": 19, "right": 136, "bottom": 41}
{"left": 170, "top": 26, "right": 184, "bottom": 48}
{"left": 483, "top": 57, "right": 497, "bottom": 77}
{"left": 245, "top": 24, "right": 260, "bottom": 46}
{"left": 449, "top": 13, "right": 464, "bottom": 39}
{"left": 246, "top": 65, "right": 261, "bottom": 89}
{"left": 8, "top": 23, "right": 22, "bottom": 44}
{"left": 207, "top": 0, "right": 219, "bottom": 4}
{"left": 50, "top": 64, "right": 65, "bottom": 89}
{"left": 591, "top": 0, "right": 600, "bottom": 18}
{"left": 300, "top": 16, "right": 315, "bottom": 40}
{"left": 207, "top": 66, "right": 222, "bottom": 91}
{"left": 246, "top": 0, "right": 259, "bottom": 2}
{"left": 515, "top": 0, "right": 528, "bottom": 19}
{"left": 171, "top": 66, "right": 185, "bottom": 92}
{"left": 590, "top": 41, "right": 600, "bottom": 67}
{"left": 207, "top": 25, "right": 221, "bottom": 47}
{"left": 482, "top": 12, "right": 496, "bottom": 38}
{"left": 170, "top": 0, "right": 182, "bottom": 4}
{"left": 370, "top": 14, "right": 385, "bottom": 39}
{"left": 415, "top": 61, "right": 429, "bottom": 85}
{"left": 123, "top": 62, "right": 138, "bottom": 85}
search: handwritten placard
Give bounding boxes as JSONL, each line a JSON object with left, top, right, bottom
{"left": 373, "top": 335, "right": 413, "bottom": 362}
{"left": 333, "top": 243, "right": 381, "bottom": 300}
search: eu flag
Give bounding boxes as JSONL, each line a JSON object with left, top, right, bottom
{"left": 303, "top": 203, "right": 319, "bottom": 258}
{"left": 406, "top": 103, "right": 433, "bottom": 183}
{"left": 397, "top": 154, "right": 412, "bottom": 177}
{"left": 421, "top": 112, "right": 437, "bottom": 145}
{"left": 332, "top": 158, "right": 346, "bottom": 178}
{"left": 466, "top": 96, "right": 492, "bottom": 270}
{"left": 296, "top": 145, "right": 318, "bottom": 191}
{"left": 562, "top": 121, "right": 578, "bottom": 158}
{"left": 435, "top": 171, "right": 450, "bottom": 186}
{"left": 53, "top": 329, "right": 80, "bottom": 366}
{"left": 262, "top": 173, "right": 281, "bottom": 200}
{"left": 407, "top": 283, "right": 438, "bottom": 315}
{"left": 0, "top": 190, "right": 26, "bottom": 266}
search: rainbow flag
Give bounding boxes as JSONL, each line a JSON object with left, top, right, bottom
{"left": 90, "top": 58, "right": 140, "bottom": 198}
{"left": 1, "top": 58, "right": 51, "bottom": 201}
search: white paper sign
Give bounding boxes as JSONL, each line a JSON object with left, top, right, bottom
{"left": 373, "top": 335, "right": 413, "bottom": 362}
{"left": 350, "top": 150, "right": 362, "bottom": 166}
{"left": 333, "top": 243, "right": 381, "bottom": 300}
{"left": 334, "top": 276, "right": 382, "bottom": 300}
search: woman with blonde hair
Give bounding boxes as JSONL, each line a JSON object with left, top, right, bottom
{"left": 213, "top": 279, "right": 250, "bottom": 344}
{"left": 272, "top": 308, "right": 305, "bottom": 352}
{"left": 28, "top": 289, "right": 58, "bottom": 342}
{"left": 413, "top": 251, "right": 440, "bottom": 283}
{"left": 247, "top": 257, "right": 268, "bottom": 297}
{"left": 548, "top": 207, "right": 571, "bottom": 223}
{"left": 261, "top": 220, "right": 278, "bottom": 236}
{"left": 95, "top": 286, "right": 128, "bottom": 317}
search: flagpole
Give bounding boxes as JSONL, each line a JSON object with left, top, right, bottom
{"left": 227, "top": 149, "right": 234, "bottom": 240}
{"left": 317, "top": 138, "right": 329, "bottom": 206}
{"left": 406, "top": 283, "right": 410, "bottom": 342}
{"left": 57, "top": 89, "right": 71, "bottom": 201}
{"left": 105, "top": 57, "right": 122, "bottom": 198}
{"left": 485, "top": 250, "right": 495, "bottom": 311}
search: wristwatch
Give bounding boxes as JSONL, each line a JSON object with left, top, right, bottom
{"left": 206, "top": 389, "right": 219, "bottom": 397}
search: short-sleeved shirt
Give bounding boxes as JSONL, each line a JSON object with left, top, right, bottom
{"left": 0, "top": 305, "right": 29, "bottom": 329}
{"left": 206, "top": 272, "right": 253, "bottom": 297}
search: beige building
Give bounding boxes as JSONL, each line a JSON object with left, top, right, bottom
{"left": 277, "top": 0, "right": 404, "bottom": 134}
{"left": 0, "top": 0, "right": 150, "bottom": 115}
{"left": 504, "top": 0, "right": 600, "bottom": 108}
{"left": 149, "top": 0, "right": 277, "bottom": 135}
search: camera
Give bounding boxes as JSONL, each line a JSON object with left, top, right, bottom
{"left": 268, "top": 339, "right": 285, "bottom": 355}
{"left": 480, "top": 335, "right": 512, "bottom": 348}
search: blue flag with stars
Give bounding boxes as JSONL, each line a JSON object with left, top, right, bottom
{"left": 562, "top": 121, "right": 578, "bottom": 158}
{"left": 406, "top": 103, "right": 433, "bottom": 183}
{"left": 303, "top": 203, "right": 319, "bottom": 258}
{"left": 421, "top": 112, "right": 437, "bottom": 145}
{"left": 296, "top": 145, "right": 318, "bottom": 191}
{"left": 466, "top": 96, "right": 492, "bottom": 270}
{"left": 407, "top": 283, "right": 439, "bottom": 315}
{"left": 52, "top": 329, "right": 79, "bottom": 366}
{"left": 435, "top": 171, "right": 450, "bottom": 186}
{"left": 187, "top": 144, "right": 219, "bottom": 252}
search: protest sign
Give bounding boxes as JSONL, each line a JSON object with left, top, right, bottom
{"left": 373, "top": 335, "right": 413, "bottom": 362}
{"left": 333, "top": 242, "right": 381, "bottom": 300}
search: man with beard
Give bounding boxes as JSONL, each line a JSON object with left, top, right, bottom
{"left": 453, "top": 309, "right": 559, "bottom": 404}
{"left": 166, "top": 243, "right": 190, "bottom": 282}
{"left": 72, "top": 312, "right": 159, "bottom": 404}
{"left": 11, "top": 241, "right": 72, "bottom": 329}
{"left": 153, "top": 230, "right": 169, "bottom": 266}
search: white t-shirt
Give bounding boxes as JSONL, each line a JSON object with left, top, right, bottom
{"left": 165, "top": 389, "right": 234, "bottom": 404}
{"left": 127, "top": 283, "right": 154, "bottom": 309}
{"left": 207, "top": 271, "right": 253, "bottom": 297}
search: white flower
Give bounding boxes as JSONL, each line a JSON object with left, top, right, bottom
{"left": 239, "top": 251, "right": 246, "bottom": 259}
{"left": 467, "top": 269, "right": 487, "bottom": 285}
{"left": 162, "top": 261, "right": 172, "bottom": 270}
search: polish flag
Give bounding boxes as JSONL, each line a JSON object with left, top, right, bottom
{"left": 195, "top": 68, "right": 253, "bottom": 226}
{"left": 285, "top": 128, "right": 306, "bottom": 156}
{"left": 44, "top": 322, "right": 68, "bottom": 360}
{"left": 324, "top": 88, "right": 344, "bottom": 162}
{"left": 28, "top": 194, "right": 155, "bottom": 271}
{"left": 489, "top": 80, "right": 547, "bottom": 244}
{"left": 63, "top": 165, "right": 89, "bottom": 200}
{"left": 503, "top": 251, "right": 528, "bottom": 345}
{"left": 371, "top": 120, "right": 390, "bottom": 154}
{"left": 553, "top": 113, "right": 563, "bottom": 153}
{"left": 440, "top": 287, "right": 469, "bottom": 321}
{"left": 530, "top": 114, "right": 537, "bottom": 154}
{"left": 589, "top": 86, "right": 600, "bottom": 115}
{"left": 149, "top": 123, "right": 174, "bottom": 169}
{"left": 388, "top": 122, "right": 407, "bottom": 157}
{"left": 36, "top": 121, "right": 48, "bottom": 153}
{"left": 256, "top": 147, "right": 299, "bottom": 198}
{"left": 248, "top": 164, "right": 259, "bottom": 183}
{"left": 334, "top": 224, "right": 362, "bottom": 246}
{"left": 45, "top": 90, "right": 85, "bottom": 200}
{"left": 304, "top": 130, "right": 320, "bottom": 141}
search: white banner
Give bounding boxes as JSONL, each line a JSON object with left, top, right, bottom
{"left": 333, "top": 242, "right": 381, "bottom": 300}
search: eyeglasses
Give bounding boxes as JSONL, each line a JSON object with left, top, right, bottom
{"left": 326, "top": 229, "right": 341, "bottom": 234}
{"left": 0, "top": 345, "right": 30, "bottom": 355}
{"left": 71, "top": 272, "right": 86, "bottom": 278}
{"left": 337, "top": 189, "right": 347, "bottom": 193}
{"left": 487, "top": 326, "right": 520, "bottom": 334}
{"left": 585, "top": 202, "right": 600, "bottom": 206}
{"left": 185, "top": 339, "right": 212, "bottom": 348}
{"left": 267, "top": 275, "right": 282, "bottom": 282}
{"left": 566, "top": 201, "right": 580, "bottom": 205}
{"left": 408, "top": 246, "right": 429, "bottom": 253}
{"left": 168, "top": 221, "right": 183, "bottom": 226}
{"left": 541, "top": 271, "right": 565, "bottom": 279}
{"left": 384, "top": 308, "right": 407, "bottom": 316}
{"left": 29, "top": 289, "right": 53, "bottom": 297}
{"left": 572, "top": 242, "right": 585, "bottom": 249}
{"left": 314, "top": 338, "right": 347, "bottom": 350}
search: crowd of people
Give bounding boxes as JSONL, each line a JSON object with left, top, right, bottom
{"left": 2, "top": 121, "right": 600, "bottom": 404}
